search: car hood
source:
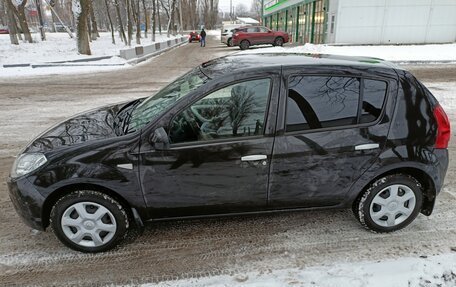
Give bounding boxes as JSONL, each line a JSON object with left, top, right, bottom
{"left": 24, "top": 99, "right": 142, "bottom": 153}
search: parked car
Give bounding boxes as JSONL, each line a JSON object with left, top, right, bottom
{"left": 221, "top": 24, "right": 246, "bottom": 47}
{"left": 232, "top": 26, "right": 289, "bottom": 49}
{"left": 188, "top": 31, "right": 200, "bottom": 43}
{"left": 0, "top": 26, "right": 9, "bottom": 34}
{"left": 8, "top": 53, "right": 450, "bottom": 252}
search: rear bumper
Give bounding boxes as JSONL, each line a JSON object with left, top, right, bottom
{"left": 7, "top": 176, "right": 46, "bottom": 230}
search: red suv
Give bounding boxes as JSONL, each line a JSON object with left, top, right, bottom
{"left": 232, "top": 26, "right": 289, "bottom": 50}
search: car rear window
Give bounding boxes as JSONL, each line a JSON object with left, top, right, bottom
{"left": 286, "top": 76, "right": 387, "bottom": 132}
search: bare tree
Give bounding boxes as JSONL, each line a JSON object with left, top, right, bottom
{"left": 89, "top": 0, "right": 99, "bottom": 40}
{"left": 104, "top": 0, "right": 115, "bottom": 43}
{"left": 73, "top": 0, "right": 91, "bottom": 55}
{"left": 141, "top": 0, "right": 148, "bottom": 38}
{"left": 125, "top": 0, "right": 133, "bottom": 45}
{"left": 113, "top": 0, "right": 127, "bottom": 44}
{"left": 151, "top": 0, "right": 156, "bottom": 41}
{"left": 235, "top": 3, "right": 247, "bottom": 17}
{"left": 10, "top": 0, "right": 33, "bottom": 43}
{"left": 4, "top": 0, "right": 19, "bottom": 44}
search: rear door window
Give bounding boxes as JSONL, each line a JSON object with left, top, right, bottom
{"left": 286, "top": 76, "right": 387, "bottom": 132}
{"left": 286, "top": 76, "right": 360, "bottom": 132}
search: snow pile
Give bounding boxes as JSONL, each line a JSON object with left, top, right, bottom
{"left": 144, "top": 253, "right": 456, "bottom": 287}
{"left": 239, "top": 43, "right": 456, "bottom": 62}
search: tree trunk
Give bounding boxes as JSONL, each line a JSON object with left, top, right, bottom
{"left": 88, "top": 1, "right": 99, "bottom": 40}
{"left": 74, "top": 0, "right": 91, "bottom": 55}
{"left": 15, "top": 0, "right": 33, "bottom": 43}
{"left": 5, "top": 0, "right": 19, "bottom": 45}
{"left": 151, "top": 0, "right": 156, "bottom": 41}
{"left": 114, "top": 0, "right": 127, "bottom": 44}
{"left": 141, "top": 0, "right": 147, "bottom": 38}
{"left": 87, "top": 11, "right": 92, "bottom": 42}
{"left": 157, "top": 0, "right": 161, "bottom": 35}
{"left": 131, "top": 0, "right": 140, "bottom": 44}
{"left": 104, "top": 0, "right": 115, "bottom": 44}
{"left": 126, "top": 0, "right": 132, "bottom": 46}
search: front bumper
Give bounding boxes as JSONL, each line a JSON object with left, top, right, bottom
{"left": 7, "top": 176, "right": 46, "bottom": 230}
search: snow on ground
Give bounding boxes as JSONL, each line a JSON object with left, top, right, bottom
{"left": 0, "top": 32, "right": 184, "bottom": 78}
{"left": 240, "top": 43, "right": 456, "bottom": 62}
{"left": 0, "top": 32, "right": 182, "bottom": 65}
{"left": 144, "top": 253, "right": 456, "bottom": 287}
{"left": 206, "top": 29, "right": 221, "bottom": 40}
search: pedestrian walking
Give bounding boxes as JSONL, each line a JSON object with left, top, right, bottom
{"left": 200, "top": 28, "right": 206, "bottom": 47}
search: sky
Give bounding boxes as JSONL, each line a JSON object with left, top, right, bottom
{"left": 219, "top": 0, "right": 253, "bottom": 13}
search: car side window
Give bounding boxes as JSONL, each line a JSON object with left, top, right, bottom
{"left": 286, "top": 76, "right": 360, "bottom": 132}
{"left": 169, "top": 79, "right": 271, "bottom": 144}
{"left": 259, "top": 27, "right": 269, "bottom": 32}
{"left": 247, "top": 27, "right": 259, "bottom": 33}
{"left": 361, "top": 79, "right": 387, "bottom": 123}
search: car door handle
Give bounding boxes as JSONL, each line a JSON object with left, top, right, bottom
{"left": 241, "top": 155, "right": 267, "bottom": 161}
{"left": 355, "top": 143, "right": 380, "bottom": 151}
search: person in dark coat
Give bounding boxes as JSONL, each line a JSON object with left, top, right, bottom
{"left": 200, "top": 28, "right": 206, "bottom": 47}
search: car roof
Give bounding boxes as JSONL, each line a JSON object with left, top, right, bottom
{"left": 200, "top": 53, "right": 400, "bottom": 78}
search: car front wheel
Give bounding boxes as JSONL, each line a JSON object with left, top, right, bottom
{"left": 240, "top": 40, "right": 250, "bottom": 50}
{"left": 50, "top": 190, "right": 130, "bottom": 253}
{"left": 227, "top": 38, "right": 233, "bottom": 47}
{"left": 354, "top": 174, "right": 423, "bottom": 233}
{"left": 273, "top": 37, "right": 284, "bottom": 46}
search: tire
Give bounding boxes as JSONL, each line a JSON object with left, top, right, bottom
{"left": 227, "top": 38, "right": 233, "bottom": 47}
{"left": 273, "top": 37, "right": 284, "bottom": 47}
{"left": 50, "top": 190, "right": 130, "bottom": 253}
{"left": 354, "top": 174, "right": 423, "bottom": 233}
{"left": 240, "top": 40, "right": 250, "bottom": 50}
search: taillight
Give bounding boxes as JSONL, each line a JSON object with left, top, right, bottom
{"left": 434, "top": 104, "right": 451, "bottom": 149}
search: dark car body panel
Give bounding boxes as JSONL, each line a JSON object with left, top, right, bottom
{"left": 7, "top": 53, "right": 449, "bottom": 231}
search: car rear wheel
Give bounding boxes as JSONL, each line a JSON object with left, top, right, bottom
{"left": 227, "top": 38, "right": 233, "bottom": 47}
{"left": 354, "top": 174, "right": 423, "bottom": 233}
{"left": 50, "top": 190, "right": 130, "bottom": 253}
{"left": 273, "top": 37, "right": 284, "bottom": 47}
{"left": 240, "top": 40, "right": 250, "bottom": 50}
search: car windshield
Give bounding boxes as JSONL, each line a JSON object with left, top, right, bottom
{"left": 126, "top": 68, "right": 208, "bottom": 133}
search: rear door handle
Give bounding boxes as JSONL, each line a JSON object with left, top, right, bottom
{"left": 355, "top": 143, "right": 380, "bottom": 151}
{"left": 241, "top": 155, "right": 267, "bottom": 161}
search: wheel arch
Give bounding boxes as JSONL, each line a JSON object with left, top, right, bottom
{"left": 351, "top": 166, "right": 436, "bottom": 216}
{"left": 41, "top": 183, "right": 133, "bottom": 229}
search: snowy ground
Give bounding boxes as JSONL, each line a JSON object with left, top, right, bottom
{"left": 240, "top": 42, "right": 456, "bottom": 62}
{"left": 147, "top": 253, "right": 456, "bottom": 287}
{"left": 0, "top": 32, "right": 184, "bottom": 77}
{"left": 0, "top": 32, "right": 182, "bottom": 65}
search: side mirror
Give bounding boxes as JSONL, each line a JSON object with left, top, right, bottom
{"left": 150, "top": 127, "right": 170, "bottom": 150}
{"left": 268, "top": 30, "right": 272, "bottom": 33}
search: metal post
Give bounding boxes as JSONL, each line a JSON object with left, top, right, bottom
{"left": 35, "top": 0, "right": 46, "bottom": 41}
{"left": 295, "top": 6, "right": 299, "bottom": 43}
{"left": 43, "top": 0, "right": 74, "bottom": 38}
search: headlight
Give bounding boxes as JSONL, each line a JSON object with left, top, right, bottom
{"left": 11, "top": 153, "right": 47, "bottom": 178}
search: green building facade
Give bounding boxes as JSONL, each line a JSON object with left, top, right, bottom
{"left": 263, "top": 0, "right": 329, "bottom": 44}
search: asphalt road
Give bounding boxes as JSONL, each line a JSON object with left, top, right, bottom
{"left": 0, "top": 37, "right": 455, "bottom": 286}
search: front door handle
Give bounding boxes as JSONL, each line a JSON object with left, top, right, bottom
{"left": 241, "top": 155, "right": 267, "bottom": 161}
{"left": 355, "top": 143, "right": 380, "bottom": 151}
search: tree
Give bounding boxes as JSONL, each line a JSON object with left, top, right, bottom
{"left": 4, "top": 0, "right": 19, "bottom": 44}
{"left": 235, "top": 3, "right": 247, "bottom": 17}
{"left": 10, "top": 0, "right": 33, "bottom": 43}
{"left": 104, "top": 0, "right": 115, "bottom": 44}
{"left": 72, "top": 0, "right": 91, "bottom": 55}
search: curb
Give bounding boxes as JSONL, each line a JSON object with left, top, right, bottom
{"left": 126, "top": 40, "right": 188, "bottom": 65}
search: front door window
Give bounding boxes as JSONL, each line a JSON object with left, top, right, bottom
{"left": 169, "top": 78, "right": 271, "bottom": 144}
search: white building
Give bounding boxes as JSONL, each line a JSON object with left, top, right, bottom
{"left": 263, "top": 0, "right": 456, "bottom": 44}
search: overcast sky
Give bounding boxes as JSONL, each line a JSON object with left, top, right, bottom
{"left": 219, "top": 0, "right": 253, "bottom": 13}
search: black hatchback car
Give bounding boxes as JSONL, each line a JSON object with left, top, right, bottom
{"left": 8, "top": 54, "right": 450, "bottom": 252}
